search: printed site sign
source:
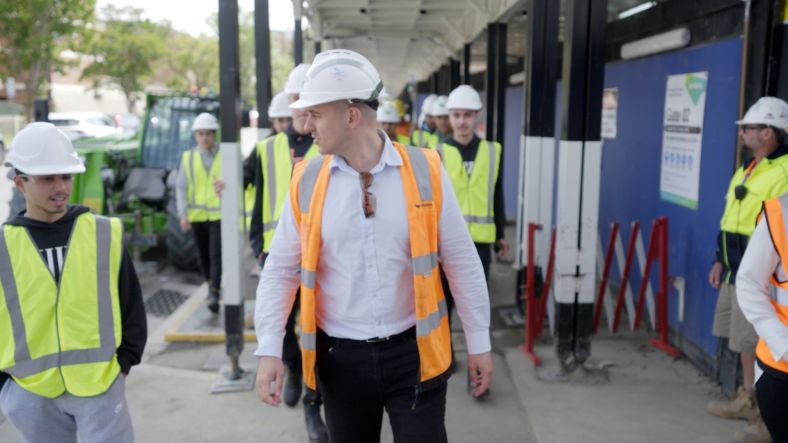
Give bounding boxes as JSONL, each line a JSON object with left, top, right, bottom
{"left": 659, "top": 71, "right": 708, "bottom": 209}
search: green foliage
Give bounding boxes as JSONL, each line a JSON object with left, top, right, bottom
{"left": 0, "top": 0, "right": 95, "bottom": 117}
{"left": 80, "top": 5, "right": 166, "bottom": 112}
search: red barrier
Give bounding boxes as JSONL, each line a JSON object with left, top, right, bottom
{"left": 612, "top": 221, "right": 639, "bottom": 333}
{"left": 521, "top": 223, "right": 543, "bottom": 366}
{"left": 650, "top": 217, "right": 681, "bottom": 357}
{"left": 593, "top": 222, "right": 620, "bottom": 333}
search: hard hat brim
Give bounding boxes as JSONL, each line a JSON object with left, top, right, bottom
{"left": 7, "top": 162, "right": 86, "bottom": 175}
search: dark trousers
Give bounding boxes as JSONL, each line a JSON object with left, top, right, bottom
{"left": 441, "top": 242, "right": 492, "bottom": 320}
{"left": 755, "top": 370, "right": 788, "bottom": 442}
{"left": 282, "top": 290, "right": 322, "bottom": 405}
{"left": 191, "top": 221, "right": 222, "bottom": 290}
{"left": 316, "top": 329, "right": 448, "bottom": 443}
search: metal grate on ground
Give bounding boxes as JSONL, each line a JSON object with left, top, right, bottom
{"left": 145, "top": 289, "right": 189, "bottom": 317}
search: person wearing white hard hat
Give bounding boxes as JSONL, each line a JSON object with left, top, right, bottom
{"left": 430, "top": 95, "right": 452, "bottom": 145}
{"left": 268, "top": 90, "right": 293, "bottom": 134}
{"left": 176, "top": 112, "right": 226, "bottom": 314}
{"left": 376, "top": 100, "right": 409, "bottom": 145}
{"left": 0, "top": 122, "right": 146, "bottom": 443}
{"left": 411, "top": 93, "right": 439, "bottom": 148}
{"left": 705, "top": 96, "right": 788, "bottom": 442}
{"left": 254, "top": 49, "right": 492, "bottom": 443}
{"left": 249, "top": 63, "right": 327, "bottom": 442}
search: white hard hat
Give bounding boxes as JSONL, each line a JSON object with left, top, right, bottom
{"left": 431, "top": 95, "right": 449, "bottom": 117}
{"left": 290, "top": 49, "right": 383, "bottom": 109}
{"left": 268, "top": 91, "right": 292, "bottom": 118}
{"left": 377, "top": 101, "right": 401, "bottom": 124}
{"left": 284, "top": 63, "right": 311, "bottom": 95}
{"left": 447, "top": 85, "right": 483, "bottom": 111}
{"left": 421, "top": 94, "right": 438, "bottom": 116}
{"left": 5, "top": 122, "right": 85, "bottom": 175}
{"left": 737, "top": 96, "right": 788, "bottom": 128}
{"left": 192, "top": 112, "right": 219, "bottom": 131}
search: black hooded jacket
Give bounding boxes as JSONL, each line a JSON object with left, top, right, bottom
{"left": 0, "top": 206, "right": 147, "bottom": 388}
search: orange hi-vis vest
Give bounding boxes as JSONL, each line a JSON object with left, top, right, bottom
{"left": 758, "top": 195, "right": 788, "bottom": 374}
{"left": 289, "top": 142, "right": 451, "bottom": 390}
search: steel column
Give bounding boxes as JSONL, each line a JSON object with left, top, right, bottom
{"left": 463, "top": 43, "right": 472, "bottom": 84}
{"left": 450, "top": 58, "right": 460, "bottom": 90}
{"left": 554, "top": 0, "right": 607, "bottom": 367}
{"left": 294, "top": 17, "right": 303, "bottom": 65}
{"left": 218, "top": 0, "right": 245, "bottom": 377}
{"left": 515, "top": 0, "right": 560, "bottom": 329}
{"left": 254, "top": 0, "right": 272, "bottom": 125}
{"left": 485, "top": 23, "right": 498, "bottom": 141}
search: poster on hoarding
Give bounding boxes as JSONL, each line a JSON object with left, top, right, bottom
{"left": 601, "top": 88, "right": 618, "bottom": 139}
{"left": 659, "top": 71, "right": 708, "bottom": 210}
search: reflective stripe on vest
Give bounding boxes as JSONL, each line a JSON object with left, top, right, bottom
{"left": 0, "top": 213, "right": 123, "bottom": 398}
{"left": 439, "top": 140, "right": 501, "bottom": 243}
{"left": 182, "top": 148, "right": 222, "bottom": 222}
{"left": 757, "top": 195, "right": 788, "bottom": 374}
{"left": 720, "top": 156, "right": 788, "bottom": 236}
{"left": 290, "top": 142, "right": 451, "bottom": 390}
{"left": 258, "top": 133, "right": 319, "bottom": 252}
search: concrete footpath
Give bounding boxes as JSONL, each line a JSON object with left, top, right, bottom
{"left": 0, "top": 226, "right": 746, "bottom": 442}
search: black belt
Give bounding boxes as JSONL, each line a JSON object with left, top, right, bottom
{"left": 319, "top": 326, "right": 416, "bottom": 345}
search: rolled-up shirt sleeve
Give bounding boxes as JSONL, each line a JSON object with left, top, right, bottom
{"left": 254, "top": 194, "right": 302, "bottom": 358}
{"left": 437, "top": 167, "right": 491, "bottom": 355}
{"left": 736, "top": 218, "right": 788, "bottom": 362}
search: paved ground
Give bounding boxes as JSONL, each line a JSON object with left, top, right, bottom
{"left": 0, "top": 217, "right": 749, "bottom": 442}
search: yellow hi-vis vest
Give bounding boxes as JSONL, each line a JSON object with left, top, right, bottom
{"left": 438, "top": 140, "right": 502, "bottom": 243}
{"left": 411, "top": 129, "right": 437, "bottom": 149}
{"left": 244, "top": 184, "right": 256, "bottom": 230}
{"left": 181, "top": 148, "right": 222, "bottom": 222}
{"left": 720, "top": 155, "right": 788, "bottom": 236}
{"left": 756, "top": 195, "right": 788, "bottom": 374}
{"left": 290, "top": 142, "right": 451, "bottom": 390}
{"left": 0, "top": 213, "right": 123, "bottom": 398}
{"left": 257, "top": 132, "right": 319, "bottom": 253}
{"left": 396, "top": 134, "right": 411, "bottom": 146}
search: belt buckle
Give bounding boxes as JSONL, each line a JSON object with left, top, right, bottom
{"left": 365, "top": 335, "right": 390, "bottom": 343}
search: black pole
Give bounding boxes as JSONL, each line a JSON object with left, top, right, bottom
{"left": 314, "top": 39, "right": 322, "bottom": 55}
{"left": 254, "top": 0, "right": 272, "bottom": 124}
{"left": 294, "top": 17, "right": 303, "bottom": 65}
{"left": 218, "top": 0, "right": 243, "bottom": 365}
{"left": 430, "top": 71, "right": 439, "bottom": 93}
{"left": 463, "top": 43, "right": 472, "bottom": 84}
{"left": 449, "top": 58, "right": 460, "bottom": 91}
{"left": 494, "top": 23, "right": 507, "bottom": 144}
{"left": 486, "top": 23, "right": 498, "bottom": 141}
{"left": 523, "top": 0, "right": 559, "bottom": 139}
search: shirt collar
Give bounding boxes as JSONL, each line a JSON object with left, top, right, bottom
{"left": 330, "top": 129, "right": 403, "bottom": 175}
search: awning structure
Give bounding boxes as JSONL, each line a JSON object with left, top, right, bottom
{"left": 298, "top": 0, "right": 657, "bottom": 95}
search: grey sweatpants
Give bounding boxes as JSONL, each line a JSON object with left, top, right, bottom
{"left": 0, "top": 375, "right": 133, "bottom": 443}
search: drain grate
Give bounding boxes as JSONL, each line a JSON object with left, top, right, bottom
{"left": 145, "top": 289, "right": 188, "bottom": 317}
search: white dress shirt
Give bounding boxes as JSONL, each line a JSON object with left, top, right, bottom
{"left": 736, "top": 218, "right": 788, "bottom": 362}
{"left": 254, "top": 130, "right": 491, "bottom": 358}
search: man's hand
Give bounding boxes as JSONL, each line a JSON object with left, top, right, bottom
{"left": 467, "top": 352, "right": 493, "bottom": 397}
{"left": 496, "top": 239, "right": 510, "bottom": 257}
{"left": 180, "top": 216, "right": 191, "bottom": 233}
{"left": 256, "top": 356, "right": 285, "bottom": 406}
{"left": 213, "top": 178, "right": 226, "bottom": 196}
{"left": 708, "top": 261, "right": 723, "bottom": 289}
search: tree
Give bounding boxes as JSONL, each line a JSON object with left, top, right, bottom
{"left": 0, "top": 0, "right": 95, "bottom": 119}
{"left": 80, "top": 5, "right": 165, "bottom": 112}
{"left": 163, "top": 32, "right": 220, "bottom": 94}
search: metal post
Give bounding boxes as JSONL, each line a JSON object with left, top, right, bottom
{"left": 463, "top": 43, "right": 472, "bottom": 84}
{"left": 449, "top": 58, "right": 461, "bottom": 90}
{"left": 430, "top": 71, "right": 439, "bottom": 93}
{"left": 218, "top": 0, "right": 246, "bottom": 383}
{"left": 314, "top": 39, "right": 322, "bottom": 55}
{"left": 515, "top": 0, "right": 559, "bottom": 292}
{"left": 553, "top": 0, "right": 606, "bottom": 368}
{"left": 485, "top": 23, "right": 498, "bottom": 141}
{"left": 494, "top": 22, "right": 507, "bottom": 144}
{"left": 254, "top": 0, "right": 272, "bottom": 125}
{"left": 294, "top": 16, "right": 303, "bottom": 65}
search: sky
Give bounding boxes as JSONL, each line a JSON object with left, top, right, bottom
{"left": 97, "top": 0, "right": 297, "bottom": 36}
